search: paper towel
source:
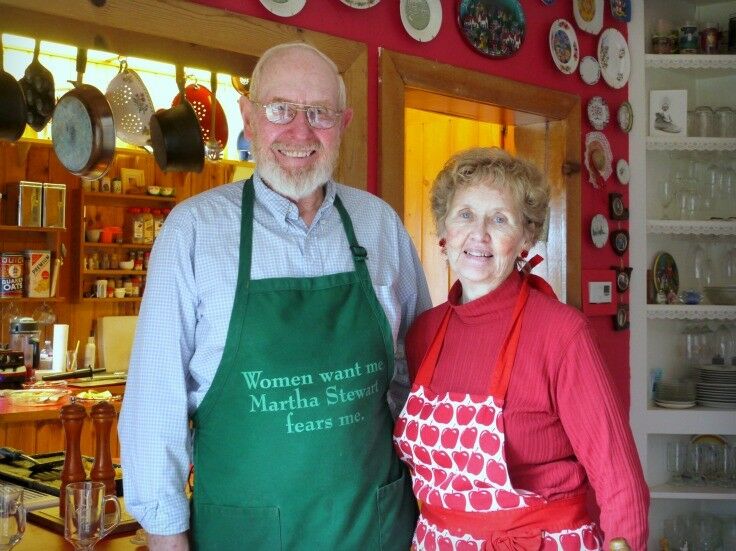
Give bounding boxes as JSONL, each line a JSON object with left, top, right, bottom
{"left": 51, "top": 324, "right": 69, "bottom": 372}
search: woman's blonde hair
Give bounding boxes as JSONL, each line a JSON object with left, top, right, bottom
{"left": 430, "top": 147, "right": 550, "bottom": 245}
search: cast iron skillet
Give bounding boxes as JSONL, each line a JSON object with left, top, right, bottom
{"left": 150, "top": 65, "right": 204, "bottom": 173}
{"left": 52, "top": 48, "right": 115, "bottom": 179}
{"left": 19, "top": 39, "right": 55, "bottom": 132}
{"left": 0, "top": 40, "right": 28, "bottom": 142}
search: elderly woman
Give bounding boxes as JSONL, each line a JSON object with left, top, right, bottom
{"left": 394, "top": 148, "right": 648, "bottom": 550}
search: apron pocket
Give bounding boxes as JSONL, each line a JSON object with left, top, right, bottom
{"left": 376, "top": 469, "right": 418, "bottom": 551}
{"left": 193, "top": 503, "right": 282, "bottom": 551}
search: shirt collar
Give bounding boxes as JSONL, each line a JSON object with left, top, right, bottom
{"left": 447, "top": 271, "right": 523, "bottom": 324}
{"left": 252, "top": 172, "right": 337, "bottom": 224}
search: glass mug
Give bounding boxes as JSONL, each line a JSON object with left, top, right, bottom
{"left": 64, "top": 481, "right": 121, "bottom": 551}
{"left": 0, "top": 486, "right": 25, "bottom": 551}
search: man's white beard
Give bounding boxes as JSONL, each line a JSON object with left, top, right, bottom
{"left": 253, "top": 139, "right": 339, "bottom": 200}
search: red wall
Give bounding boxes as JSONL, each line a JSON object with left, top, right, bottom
{"left": 196, "top": 0, "right": 632, "bottom": 407}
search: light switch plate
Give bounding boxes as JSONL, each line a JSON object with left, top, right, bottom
{"left": 589, "top": 281, "right": 612, "bottom": 303}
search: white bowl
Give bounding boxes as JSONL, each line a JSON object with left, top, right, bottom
{"left": 160, "top": 187, "right": 174, "bottom": 197}
{"left": 85, "top": 229, "right": 101, "bottom": 243}
{"left": 113, "top": 288, "right": 127, "bottom": 298}
{"left": 119, "top": 260, "right": 135, "bottom": 270}
{"left": 147, "top": 186, "right": 161, "bottom": 196}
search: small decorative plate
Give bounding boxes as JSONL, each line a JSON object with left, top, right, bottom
{"left": 590, "top": 214, "right": 609, "bottom": 248}
{"left": 401, "top": 0, "right": 443, "bottom": 42}
{"left": 579, "top": 56, "right": 600, "bottom": 85}
{"left": 610, "top": 229, "right": 629, "bottom": 256}
{"left": 458, "top": 0, "right": 526, "bottom": 59}
{"left": 609, "top": 0, "right": 631, "bottom": 22}
{"left": 259, "top": 0, "right": 307, "bottom": 17}
{"left": 598, "top": 28, "right": 631, "bottom": 89}
{"left": 584, "top": 131, "right": 613, "bottom": 188}
{"left": 339, "top": 0, "right": 380, "bottom": 7}
{"left": 549, "top": 19, "right": 579, "bottom": 75}
{"left": 587, "top": 96, "right": 610, "bottom": 130}
{"left": 617, "top": 100, "right": 633, "bottom": 133}
{"left": 573, "top": 0, "right": 604, "bottom": 35}
{"left": 653, "top": 252, "right": 679, "bottom": 296}
{"left": 616, "top": 158, "right": 630, "bottom": 184}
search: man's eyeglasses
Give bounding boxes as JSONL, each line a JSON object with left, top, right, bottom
{"left": 250, "top": 100, "right": 343, "bottom": 129}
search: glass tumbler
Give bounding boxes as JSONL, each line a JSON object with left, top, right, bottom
{"left": 715, "top": 106, "right": 736, "bottom": 137}
{"left": 0, "top": 486, "right": 25, "bottom": 551}
{"left": 64, "top": 481, "right": 120, "bottom": 551}
{"left": 693, "top": 106, "right": 715, "bottom": 137}
{"left": 667, "top": 441, "right": 688, "bottom": 484}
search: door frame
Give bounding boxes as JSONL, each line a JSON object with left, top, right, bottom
{"left": 379, "top": 49, "right": 581, "bottom": 308}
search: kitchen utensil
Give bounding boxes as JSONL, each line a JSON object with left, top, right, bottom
{"left": 18, "top": 39, "right": 55, "bottom": 132}
{"left": 204, "top": 72, "right": 223, "bottom": 161}
{"left": 0, "top": 39, "right": 27, "bottom": 143}
{"left": 49, "top": 243, "right": 66, "bottom": 299}
{"left": 172, "top": 76, "right": 228, "bottom": 150}
{"left": 105, "top": 58, "right": 155, "bottom": 148}
{"left": 231, "top": 75, "right": 250, "bottom": 97}
{"left": 41, "top": 367, "right": 107, "bottom": 382}
{"left": 52, "top": 48, "right": 116, "bottom": 179}
{"left": 149, "top": 65, "right": 204, "bottom": 173}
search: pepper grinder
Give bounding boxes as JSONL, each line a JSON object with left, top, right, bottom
{"left": 90, "top": 401, "right": 116, "bottom": 512}
{"left": 60, "top": 401, "right": 87, "bottom": 517}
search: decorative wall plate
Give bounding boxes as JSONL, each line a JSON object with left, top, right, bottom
{"left": 401, "top": 0, "right": 443, "bottom": 42}
{"left": 608, "top": 192, "right": 628, "bottom": 220}
{"left": 259, "top": 0, "right": 307, "bottom": 17}
{"left": 613, "top": 266, "right": 633, "bottom": 292}
{"left": 339, "top": 0, "right": 380, "bottom": 7}
{"left": 584, "top": 131, "right": 613, "bottom": 188}
{"left": 611, "top": 229, "right": 629, "bottom": 256}
{"left": 590, "top": 214, "right": 609, "bottom": 248}
{"left": 616, "top": 158, "right": 630, "bottom": 184}
{"left": 653, "top": 252, "right": 679, "bottom": 295}
{"left": 579, "top": 55, "right": 601, "bottom": 85}
{"left": 458, "top": 0, "right": 526, "bottom": 58}
{"left": 549, "top": 19, "right": 579, "bottom": 74}
{"left": 609, "top": 0, "right": 631, "bottom": 22}
{"left": 587, "top": 96, "right": 610, "bottom": 130}
{"left": 617, "top": 101, "right": 633, "bottom": 132}
{"left": 573, "top": 0, "right": 604, "bottom": 35}
{"left": 598, "top": 28, "right": 631, "bottom": 89}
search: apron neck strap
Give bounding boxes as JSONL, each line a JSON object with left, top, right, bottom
{"left": 414, "top": 278, "right": 530, "bottom": 399}
{"left": 239, "top": 179, "right": 370, "bottom": 283}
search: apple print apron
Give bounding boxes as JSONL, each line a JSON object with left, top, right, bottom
{"left": 394, "top": 275, "right": 603, "bottom": 551}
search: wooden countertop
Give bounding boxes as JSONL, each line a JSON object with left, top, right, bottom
{"left": 18, "top": 522, "right": 145, "bottom": 550}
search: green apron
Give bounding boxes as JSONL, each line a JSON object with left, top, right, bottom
{"left": 191, "top": 179, "right": 417, "bottom": 551}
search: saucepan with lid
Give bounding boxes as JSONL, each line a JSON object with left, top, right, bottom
{"left": 52, "top": 48, "right": 116, "bottom": 179}
{"left": 0, "top": 39, "right": 28, "bottom": 142}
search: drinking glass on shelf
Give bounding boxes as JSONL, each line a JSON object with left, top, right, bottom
{"left": 0, "top": 486, "right": 25, "bottom": 551}
{"left": 64, "top": 481, "right": 120, "bottom": 551}
{"left": 677, "top": 186, "right": 700, "bottom": 220}
{"left": 659, "top": 176, "right": 679, "bottom": 219}
{"left": 689, "top": 513, "right": 722, "bottom": 551}
{"left": 663, "top": 514, "right": 690, "bottom": 551}
{"left": 667, "top": 441, "right": 688, "bottom": 485}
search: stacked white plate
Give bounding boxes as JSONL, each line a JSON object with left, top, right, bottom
{"left": 696, "top": 365, "right": 736, "bottom": 408}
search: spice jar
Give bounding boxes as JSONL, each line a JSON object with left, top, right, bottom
{"left": 141, "top": 207, "right": 154, "bottom": 245}
{"left": 126, "top": 208, "right": 144, "bottom": 244}
{"left": 700, "top": 23, "right": 720, "bottom": 54}
{"left": 679, "top": 22, "right": 698, "bottom": 53}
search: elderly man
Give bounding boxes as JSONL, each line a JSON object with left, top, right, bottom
{"left": 119, "top": 42, "right": 431, "bottom": 550}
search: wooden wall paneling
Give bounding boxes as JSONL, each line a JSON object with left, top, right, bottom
{"left": 34, "top": 420, "right": 64, "bottom": 454}
{"left": 3, "top": 421, "right": 37, "bottom": 453}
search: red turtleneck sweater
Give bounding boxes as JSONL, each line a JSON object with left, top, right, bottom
{"left": 405, "top": 271, "right": 649, "bottom": 550}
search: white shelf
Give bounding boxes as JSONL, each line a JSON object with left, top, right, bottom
{"left": 647, "top": 305, "right": 736, "bottom": 319}
{"left": 646, "top": 137, "right": 736, "bottom": 150}
{"left": 650, "top": 484, "right": 736, "bottom": 500}
{"left": 644, "top": 407, "right": 736, "bottom": 434}
{"left": 645, "top": 54, "right": 736, "bottom": 70}
{"left": 647, "top": 219, "right": 736, "bottom": 235}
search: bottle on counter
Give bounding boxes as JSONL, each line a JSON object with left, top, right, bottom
{"left": 83, "top": 336, "right": 96, "bottom": 370}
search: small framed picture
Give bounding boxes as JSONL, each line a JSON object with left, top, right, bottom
{"left": 613, "top": 303, "right": 630, "bottom": 331}
{"left": 610, "top": 229, "right": 629, "bottom": 256}
{"left": 608, "top": 193, "right": 629, "bottom": 220}
{"left": 649, "top": 89, "right": 687, "bottom": 137}
{"left": 612, "top": 266, "right": 633, "bottom": 293}
{"left": 120, "top": 168, "right": 146, "bottom": 194}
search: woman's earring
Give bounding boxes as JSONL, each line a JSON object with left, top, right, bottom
{"left": 439, "top": 238, "right": 446, "bottom": 254}
{"left": 520, "top": 249, "right": 528, "bottom": 259}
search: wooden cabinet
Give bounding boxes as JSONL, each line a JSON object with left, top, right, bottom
{"left": 77, "top": 191, "right": 175, "bottom": 302}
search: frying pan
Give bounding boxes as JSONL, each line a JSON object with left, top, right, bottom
{"left": 150, "top": 65, "right": 204, "bottom": 173}
{"left": 0, "top": 39, "right": 28, "bottom": 142}
{"left": 19, "top": 39, "right": 55, "bottom": 132}
{"left": 52, "top": 48, "right": 116, "bottom": 179}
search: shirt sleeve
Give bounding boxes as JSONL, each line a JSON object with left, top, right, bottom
{"left": 118, "top": 206, "right": 198, "bottom": 536}
{"left": 386, "top": 221, "right": 432, "bottom": 418}
{"left": 554, "top": 322, "right": 649, "bottom": 549}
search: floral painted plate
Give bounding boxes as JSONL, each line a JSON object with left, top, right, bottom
{"left": 339, "top": 0, "right": 380, "bottom": 7}
{"left": 457, "top": 0, "right": 526, "bottom": 58}
{"left": 609, "top": 0, "right": 631, "bottom": 22}
{"left": 259, "top": 0, "right": 306, "bottom": 17}
{"left": 598, "top": 28, "right": 631, "bottom": 89}
{"left": 579, "top": 55, "right": 601, "bottom": 85}
{"left": 573, "top": 0, "right": 604, "bottom": 35}
{"left": 549, "top": 19, "right": 579, "bottom": 75}
{"left": 401, "top": 0, "right": 443, "bottom": 42}
{"left": 617, "top": 100, "right": 633, "bottom": 133}
{"left": 587, "top": 96, "right": 610, "bottom": 130}
{"left": 653, "top": 252, "right": 679, "bottom": 296}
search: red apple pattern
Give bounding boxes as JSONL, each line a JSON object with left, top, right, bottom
{"left": 397, "top": 387, "right": 602, "bottom": 551}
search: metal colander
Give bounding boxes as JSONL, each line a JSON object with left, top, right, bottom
{"left": 105, "top": 60, "right": 155, "bottom": 147}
